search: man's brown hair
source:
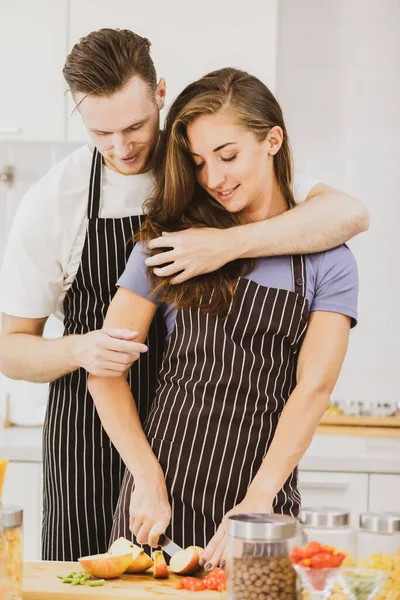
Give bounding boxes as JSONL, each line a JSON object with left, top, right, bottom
{"left": 63, "top": 28, "right": 157, "bottom": 98}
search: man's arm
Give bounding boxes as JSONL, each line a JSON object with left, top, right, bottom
{"left": 145, "top": 184, "right": 369, "bottom": 283}
{"left": 0, "top": 314, "right": 147, "bottom": 383}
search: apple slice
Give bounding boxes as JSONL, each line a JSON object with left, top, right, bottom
{"left": 169, "top": 546, "right": 203, "bottom": 575}
{"left": 109, "top": 537, "right": 154, "bottom": 573}
{"left": 78, "top": 552, "right": 131, "bottom": 579}
{"left": 152, "top": 550, "right": 169, "bottom": 579}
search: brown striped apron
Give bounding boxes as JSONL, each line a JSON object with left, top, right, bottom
{"left": 111, "top": 256, "right": 309, "bottom": 549}
{"left": 42, "top": 148, "right": 165, "bottom": 561}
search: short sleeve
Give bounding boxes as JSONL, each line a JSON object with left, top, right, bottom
{"left": 310, "top": 245, "right": 358, "bottom": 328}
{"left": 117, "top": 242, "right": 160, "bottom": 305}
{"left": 0, "top": 188, "right": 64, "bottom": 318}
{"left": 292, "top": 173, "right": 319, "bottom": 204}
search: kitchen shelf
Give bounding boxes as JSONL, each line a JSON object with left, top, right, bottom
{"left": 320, "top": 414, "right": 400, "bottom": 428}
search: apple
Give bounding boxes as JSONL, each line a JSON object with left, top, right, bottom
{"left": 152, "top": 550, "right": 170, "bottom": 579}
{"left": 109, "top": 537, "right": 154, "bottom": 573}
{"left": 78, "top": 552, "right": 132, "bottom": 579}
{"left": 169, "top": 546, "right": 203, "bottom": 575}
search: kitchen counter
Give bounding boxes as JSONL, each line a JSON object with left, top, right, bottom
{"left": 22, "top": 561, "right": 222, "bottom": 599}
{"left": 2, "top": 426, "right": 400, "bottom": 474}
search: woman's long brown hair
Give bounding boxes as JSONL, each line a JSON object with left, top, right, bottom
{"left": 140, "top": 68, "right": 295, "bottom": 318}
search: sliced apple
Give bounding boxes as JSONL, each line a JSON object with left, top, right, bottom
{"left": 152, "top": 550, "right": 169, "bottom": 579}
{"left": 78, "top": 552, "right": 131, "bottom": 579}
{"left": 109, "top": 537, "right": 154, "bottom": 573}
{"left": 169, "top": 546, "right": 203, "bottom": 575}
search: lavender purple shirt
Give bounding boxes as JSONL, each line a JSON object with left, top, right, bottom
{"left": 118, "top": 243, "right": 358, "bottom": 339}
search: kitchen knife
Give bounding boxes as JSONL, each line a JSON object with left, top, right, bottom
{"left": 159, "top": 534, "right": 183, "bottom": 557}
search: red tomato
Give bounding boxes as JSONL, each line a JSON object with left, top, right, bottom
{"left": 213, "top": 569, "right": 226, "bottom": 580}
{"left": 330, "top": 552, "right": 346, "bottom": 568}
{"left": 310, "top": 552, "right": 335, "bottom": 569}
{"left": 186, "top": 579, "right": 207, "bottom": 591}
{"left": 217, "top": 581, "right": 226, "bottom": 592}
{"left": 303, "top": 541, "right": 322, "bottom": 558}
{"left": 290, "top": 546, "right": 305, "bottom": 563}
{"left": 176, "top": 577, "right": 199, "bottom": 590}
{"left": 204, "top": 576, "right": 218, "bottom": 590}
{"left": 298, "top": 558, "right": 312, "bottom": 567}
{"left": 320, "top": 544, "right": 335, "bottom": 554}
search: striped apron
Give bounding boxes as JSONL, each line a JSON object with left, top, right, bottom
{"left": 42, "top": 148, "right": 165, "bottom": 561}
{"left": 111, "top": 256, "right": 309, "bottom": 550}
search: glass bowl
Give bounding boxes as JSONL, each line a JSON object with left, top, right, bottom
{"left": 338, "top": 568, "right": 387, "bottom": 600}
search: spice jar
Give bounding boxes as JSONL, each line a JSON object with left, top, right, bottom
{"left": 226, "top": 513, "right": 300, "bottom": 600}
{"left": 356, "top": 512, "right": 400, "bottom": 600}
{"left": 4, "top": 506, "right": 23, "bottom": 600}
{"left": 300, "top": 507, "right": 355, "bottom": 559}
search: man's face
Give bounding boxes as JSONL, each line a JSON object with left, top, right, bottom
{"left": 75, "top": 76, "right": 166, "bottom": 175}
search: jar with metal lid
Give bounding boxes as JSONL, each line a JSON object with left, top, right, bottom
{"left": 357, "top": 512, "right": 400, "bottom": 559}
{"left": 226, "top": 513, "right": 300, "bottom": 600}
{"left": 300, "top": 507, "right": 355, "bottom": 558}
{"left": 355, "top": 512, "right": 400, "bottom": 600}
{"left": 4, "top": 506, "right": 23, "bottom": 600}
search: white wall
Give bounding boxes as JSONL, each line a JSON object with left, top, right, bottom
{"left": 277, "top": 0, "right": 400, "bottom": 407}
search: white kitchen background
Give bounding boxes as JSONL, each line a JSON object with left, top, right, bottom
{"left": 1, "top": 0, "right": 400, "bottom": 560}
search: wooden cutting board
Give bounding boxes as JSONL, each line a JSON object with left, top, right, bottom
{"left": 22, "top": 561, "right": 224, "bottom": 599}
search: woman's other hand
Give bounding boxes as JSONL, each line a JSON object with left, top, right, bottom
{"left": 129, "top": 470, "right": 171, "bottom": 547}
{"left": 200, "top": 490, "right": 273, "bottom": 571}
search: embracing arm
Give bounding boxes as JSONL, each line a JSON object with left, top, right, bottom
{"left": 247, "top": 310, "right": 351, "bottom": 501}
{"left": 146, "top": 184, "right": 369, "bottom": 283}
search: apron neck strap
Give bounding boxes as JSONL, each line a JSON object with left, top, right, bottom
{"left": 292, "top": 255, "right": 306, "bottom": 296}
{"left": 87, "top": 147, "right": 103, "bottom": 219}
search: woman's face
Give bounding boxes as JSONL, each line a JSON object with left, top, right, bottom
{"left": 187, "top": 108, "right": 279, "bottom": 222}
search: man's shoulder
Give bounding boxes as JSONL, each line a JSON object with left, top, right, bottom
{"left": 20, "top": 145, "right": 91, "bottom": 214}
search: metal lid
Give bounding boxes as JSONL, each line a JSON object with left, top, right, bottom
{"left": 300, "top": 507, "right": 350, "bottom": 528}
{"left": 227, "top": 513, "right": 297, "bottom": 540}
{"left": 3, "top": 505, "right": 23, "bottom": 528}
{"left": 359, "top": 512, "right": 400, "bottom": 534}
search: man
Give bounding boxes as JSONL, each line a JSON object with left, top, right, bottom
{"left": 0, "top": 28, "right": 368, "bottom": 562}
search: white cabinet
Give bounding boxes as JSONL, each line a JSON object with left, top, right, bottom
{"left": 368, "top": 474, "right": 400, "bottom": 512}
{"left": 2, "top": 461, "right": 42, "bottom": 560}
{"left": 67, "top": 0, "right": 278, "bottom": 141}
{"left": 298, "top": 471, "right": 369, "bottom": 527}
{"left": 0, "top": 1, "right": 68, "bottom": 141}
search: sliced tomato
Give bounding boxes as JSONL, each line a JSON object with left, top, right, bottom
{"left": 204, "top": 576, "right": 218, "bottom": 590}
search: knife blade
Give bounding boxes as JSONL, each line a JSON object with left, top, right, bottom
{"left": 159, "top": 534, "right": 183, "bottom": 557}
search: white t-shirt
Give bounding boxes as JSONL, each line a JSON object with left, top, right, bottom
{"left": 0, "top": 145, "right": 318, "bottom": 321}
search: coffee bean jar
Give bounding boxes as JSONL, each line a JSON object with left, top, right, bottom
{"left": 226, "top": 514, "right": 300, "bottom": 600}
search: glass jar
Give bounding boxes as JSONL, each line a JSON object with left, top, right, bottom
{"left": 300, "top": 507, "right": 355, "bottom": 560}
{"left": 0, "top": 503, "right": 7, "bottom": 600}
{"left": 226, "top": 513, "right": 300, "bottom": 600}
{"left": 3, "top": 506, "right": 23, "bottom": 600}
{"left": 356, "top": 512, "right": 400, "bottom": 600}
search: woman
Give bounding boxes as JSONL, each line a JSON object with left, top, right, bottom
{"left": 88, "top": 68, "right": 358, "bottom": 569}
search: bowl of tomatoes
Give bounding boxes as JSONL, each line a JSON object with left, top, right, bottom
{"left": 290, "top": 541, "right": 347, "bottom": 599}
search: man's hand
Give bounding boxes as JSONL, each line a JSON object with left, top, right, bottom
{"left": 130, "top": 471, "right": 172, "bottom": 547}
{"left": 145, "top": 228, "right": 237, "bottom": 284}
{"left": 200, "top": 490, "right": 274, "bottom": 571}
{"left": 71, "top": 328, "right": 148, "bottom": 377}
